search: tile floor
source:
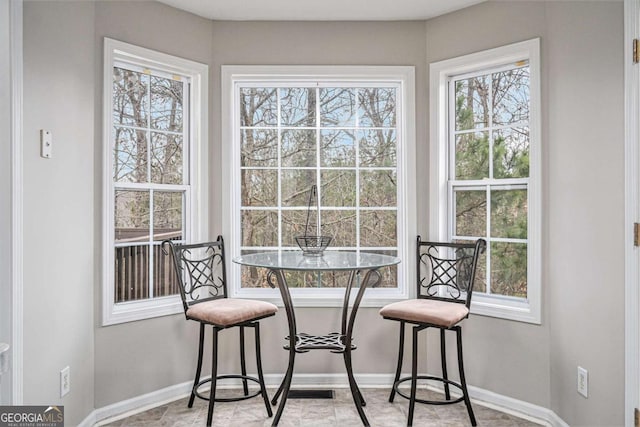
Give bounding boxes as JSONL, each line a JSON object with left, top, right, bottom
{"left": 101, "top": 388, "right": 544, "bottom": 427}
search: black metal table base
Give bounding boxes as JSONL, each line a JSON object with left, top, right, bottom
{"left": 266, "top": 268, "right": 381, "bottom": 427}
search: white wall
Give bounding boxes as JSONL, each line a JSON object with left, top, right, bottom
{"left": 23, "top": 1, "right": 95, "bottom": 424}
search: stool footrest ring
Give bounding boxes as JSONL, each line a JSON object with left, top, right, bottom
{"left": 393, "top": 375, "right": 465, "bottom": 405}
{"left": 194, "top": 374, "right": 263, "bottom": 402}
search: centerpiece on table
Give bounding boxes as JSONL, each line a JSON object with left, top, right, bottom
{"left": 295, "top": 184, "right": 332, "bottom": 257}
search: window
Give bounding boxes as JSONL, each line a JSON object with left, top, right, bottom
{"left": 102, "top": 38, "right": 208, "bottom": 325}
{"left": 222, "top": 66, "right": 416, "bottom": 306}
{"left": 430, "top": 39, "right": 541, "bottom": 323}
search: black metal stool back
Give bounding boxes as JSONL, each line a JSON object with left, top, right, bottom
{"left": 163, "top": 236, "right": 277, "bottom": 427}
{"left": 166, "top": 237, "right": 227, "bottom": 314}
{"left": 418, "top": 239, "right": 483, "bottom": 307}
{"left": 380, "top": 236, "right": 485, "bottom": 427}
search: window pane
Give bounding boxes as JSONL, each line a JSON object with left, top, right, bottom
{"left": 150, "top": 76, "right": 183, "bottom": 132}
{"left": 320, "top": 88, "right": 355, "bottom": 127}
{"left": 113, "top": 67, "right": 148, "bottom": 128}
{"left": 236, "top": 80, "right": 402, "bottom": 290}
{"left": 455, "top": 131, "right": 489, "bottom": 180}
{"left": 320, "top": 270, "right": 352, "bottom": 288}
{"left": 493, "top": 66, "right": 530, "bottom": 126}
{"left": 474, "top": 249, "right": 488, "bottom": 294}
{"left": 241, "top": 169, "right": 278, "bottom": 207}
{"left": 281, "top": 129, "right": 316, "bottom": 167}
{"left": 454, "top": 189, "right": 486, "bottom": 237}
{"left": 241, "top": 129, "right": 277, "bottom": 167}
{"left": 359, "top": 129, "right": 396, "bottom": 167}
{"left": 240, "top": 88, "right": 277, "bottom": 127}
{"left": 240, "top": 249, "right": 270, "bottom": 288}
{"left": 490, "top": 241, "right": 527, "bottom": 297}
{"left": 361, "top": 249, "right": 397, "bottom": 288}
{"left": 115, "top": 190, "right": 150, "bottom": 243}
{"left": 114, "top": 245, "right": 150, "bottom": 302}
{"left": 360, "top": 170, "right": 396, "bottom": 207}
{"left": 321, "top": 210, "right": 356, "bottom": 247}
{"left": 280, "top": 88, "right": 316, "bottom": 127}
{"left": 321, "top": 170, "right": 356, "bottom": 207}
{"left": 282, "top": 210, "right": 310, "bottom": 246}
{"left": 285, "top": 270, "right": 320, "bottom": 288}
{"left": 154, "top": 243, "right": 180, "bottom": 297}
{"left": 114, "top": 127, "right": 147, "bottom": 183}
{"left": 150, "top": 132, "right": 183, "bottom": 184}
{"left": 493, "top": 127, "right": 529, "bottom": 179}
{"left": 491, "top": 189, "right": 527, "bottom": 239}
{"left": 320, "top": 130, "right": 355, "bottom": 167}
{"left": 360, "top": 210, "right": 396, "bottom": 247}
{"left": 241, "top": 210, "right": 278, "bottom": 246}
{"left": 281, "top": 170, "right": 316, "bottom": 207}
{"left": 455, "top": 75, "right": 489, "bottom": 130}
{"left": 153, "top": 191, "right": 183, "bottom": 241}
{"left": 358, "top": 88, "right": 396, "bottom": 127}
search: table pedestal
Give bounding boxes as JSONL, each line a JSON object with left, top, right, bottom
{"left": 266, "top": 268, "right": 382, "bottom": 427}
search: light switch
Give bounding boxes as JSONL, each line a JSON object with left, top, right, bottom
{"left": 40, "top": 129, "right": 52, "bottom": 159}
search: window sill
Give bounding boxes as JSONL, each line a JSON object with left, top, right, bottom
{"left": 102, "top": 295, "right": 183, "bottom": 326}
{"left": 470, "top": 294, "right": 541, "bottom": 324}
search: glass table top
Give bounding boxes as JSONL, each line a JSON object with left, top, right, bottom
{"left": 233, "top": 250, "right": 401, "bottom": 271}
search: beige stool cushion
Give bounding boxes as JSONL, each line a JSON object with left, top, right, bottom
{"left": 187, "top": 298, "right": 278, "bottom": 327}
{"left": 379, "top": 299, "right": 469, "bottom": 328}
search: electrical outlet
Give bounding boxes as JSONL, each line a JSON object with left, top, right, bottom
{"left": 60, "top": 366, "right": 70, "bottom": 397}
{"left": 577, "top": 366, "right": 588, "bottom": 398}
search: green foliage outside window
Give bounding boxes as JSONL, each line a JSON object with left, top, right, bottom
{"left": 452, "top": 65, "right": 530, "bottom": 298}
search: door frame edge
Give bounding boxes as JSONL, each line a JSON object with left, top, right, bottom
{"left": 10, "top": 0, "right": 23, "bottom": 405}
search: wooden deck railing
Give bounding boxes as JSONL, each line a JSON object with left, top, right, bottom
{"left": 114, "top": 230, "right": 181, "bottom": 303}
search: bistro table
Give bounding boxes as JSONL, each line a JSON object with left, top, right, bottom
{"left": 233, "top": 250, "right": 401, "bottom": 426}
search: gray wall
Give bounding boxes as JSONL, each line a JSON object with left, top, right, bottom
{"left": 209, "top": 17, "right": 430, "bottom": 382}
{"left": 427, "top": 2, "right": 624, "bottom": 425}
{"left": 0, "top": 0, "right": 13, "bottom": 405}
{"left": 19, "top": 1, "right": 624, "bottom": 426}
{"left": 545, "top": 3, "right": 624, "bottom": 424}
{"left": 92, "top": 0, "right": 215, "bottom": 407}
{"left": 23, "top": 1, "right": 96, "bottom": 424}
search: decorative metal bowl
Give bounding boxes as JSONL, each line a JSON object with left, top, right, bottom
{"left": 295, "top": 235, "right": 332, "bottom": 257}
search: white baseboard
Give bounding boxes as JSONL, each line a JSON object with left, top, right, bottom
{"left": 83, "top": 373, "right": 568, "bottom": 427}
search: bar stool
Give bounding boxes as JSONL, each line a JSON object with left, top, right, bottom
{"left": 379, "top": 236, "right": 485, "bottom": 426}
{"left": 163, "top": 236, "right": 277, "bottom": 427}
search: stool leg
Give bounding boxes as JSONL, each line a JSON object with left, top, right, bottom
{"left": 254, "top": 323, "right": 273, "bottom": 417}
{"left": 456, "top": 328, "right": 476, "bottom": 426}
{"left": 206, "top": 327, "right": 219, "bottom": 427}
{"left": 189, "top": 323, "right": 205, "bottom": 408}
{"left": 239, "top": 326, "right": 249, "bottom": 396}
{"left": 440, "top": 328, "right": 450, "bottom": 400}
{"left": 389, "top": 321, "right": 405, "bottom": 403}
{"left": 407, "top": 326, "right": 419, "bottom": 427}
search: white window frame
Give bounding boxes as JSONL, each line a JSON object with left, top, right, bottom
{"left": 429, "top": 39, "right": 541, "bottom": 324}
{"left": 102, "top": 38, "right": 208, "bottom": 325}
{"left": 222, "top": 66, "right": 416, "bottom": 307}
